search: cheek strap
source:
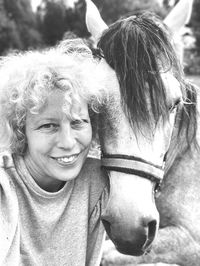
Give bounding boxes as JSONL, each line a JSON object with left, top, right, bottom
{"left": 101, "top": 153, "right": 165, "bottom": 186}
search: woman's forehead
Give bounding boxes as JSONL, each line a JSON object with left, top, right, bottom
{"left": 29, "top": 90, "right": 89, "bottom": 120}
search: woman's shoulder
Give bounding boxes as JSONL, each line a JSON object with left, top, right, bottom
{"left": 81, "top": 157, "right": 109, "bottom": 209}
{"left": 0, "top": 151, "right": 14, "bottom": 169}
{"left": 0, "top": 151, "right": 18, "bottom": 202}
{"left": 84, "top": 156, "right": 101, "bottom": 171}
{"left": 0, "top": 151, "right": 17, "bottom": 190}
{"left": 83, "top": 156, "right": 108, "bottom": 186}
{"left": 0, "top": 152, "right": 20, "bottom": 265}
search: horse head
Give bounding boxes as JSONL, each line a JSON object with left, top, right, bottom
{"left": 85, "top": 0, "right": 193, "bottom": 256}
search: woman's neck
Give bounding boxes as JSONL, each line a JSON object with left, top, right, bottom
{"left": 24, "top": 154, "right": 66, "bottom": 193}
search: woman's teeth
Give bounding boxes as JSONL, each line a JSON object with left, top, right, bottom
{"left": 56, "top": 155, "right": 78, "bottom": 163}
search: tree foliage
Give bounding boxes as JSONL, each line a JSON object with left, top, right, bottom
{"left": 190, "top": 0, "right": 200, "bottom": 53}
{"left": 0, "top": 0, "right": 43, "bottom": 55}
{"left": 38, "top": 0, "right": 166, "bottom": 45}
{"left": 1, "top": 0, "right": 200, "bottom": 60}
{"left": 92, "top": 0, "right": 165, "bottom": 24}
{"left": 40, "top": 0, "right": 66, "bottom": 45}
{"left": 0, "top": 1, "right": 21, "bottom": 54}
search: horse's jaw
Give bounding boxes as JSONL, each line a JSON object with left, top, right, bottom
{"left": 101, "top": 171, "right": 159, "bottom": 256}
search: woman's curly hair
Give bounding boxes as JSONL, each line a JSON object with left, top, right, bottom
{"left": 0, "top": 39, "right": 108, "bottom": 154}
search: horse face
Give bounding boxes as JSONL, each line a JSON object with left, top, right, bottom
{"left": 100, "top": 69, "right": 182, "bottom": 165}
{"left": 85, "top": 0, "right": 187, "bottom": 256}
{"left": 97, "top": 60, "right": 182, "bottom": 255}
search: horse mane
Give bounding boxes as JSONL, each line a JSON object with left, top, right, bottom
{"left": 165, "top": 81, "right": 198, "bottom": 174}
{"left": 97, "top": 12, "right": 184, "bottom": 130}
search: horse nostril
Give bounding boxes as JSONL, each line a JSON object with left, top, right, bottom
{"left": 142, "top": 219, "right": 157, "bottom": 251}
{"left": 101, "top": 218, "right": 111, "bottom": 237}
{"left": 148, "top": 219, "right": 157, "bottom": 239}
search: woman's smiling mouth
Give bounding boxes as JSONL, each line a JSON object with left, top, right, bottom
{"left": 51, "top": 154, "right": 79, "bottom": 165}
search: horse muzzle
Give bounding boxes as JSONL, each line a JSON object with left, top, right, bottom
{"left": 101, "top": 204, "right": 158, "bottom": 256}
{"left": 101, "top": 154, "right": 162, "bottom": 256}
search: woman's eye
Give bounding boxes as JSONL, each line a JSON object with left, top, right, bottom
{"left": 38, "top": 123, "right": 58, "bottom": 131}
{"left": 71, "top": 119, "right": 89, "bottom": 127}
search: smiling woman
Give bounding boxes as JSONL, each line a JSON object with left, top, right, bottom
{"left": 25, "top": 91, "right": 92, "bottom": 192}
{"left": 0, "top": 39, "right": 109, "bottom": 266}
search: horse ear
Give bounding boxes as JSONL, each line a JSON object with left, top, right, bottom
{"left": 164, "top": 0, "right": 194, "bottom": 35}
{"left": 85, "top": 0, "right": 108, "bottom": 42}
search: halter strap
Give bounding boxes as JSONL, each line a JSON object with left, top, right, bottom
{"left": 101, "top": 153, "right": 165, "bottom": 185}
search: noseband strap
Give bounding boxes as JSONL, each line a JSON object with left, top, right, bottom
{"left": 101, "top": 154, "right": 165, "bottom": 185}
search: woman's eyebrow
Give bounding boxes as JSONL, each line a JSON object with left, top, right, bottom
{"left": 31, "top": 116, "right": 59, "bottom": 126}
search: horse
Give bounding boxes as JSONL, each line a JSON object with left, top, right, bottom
{"left": 85, "top": 0, "right": 200, "bottom": 265}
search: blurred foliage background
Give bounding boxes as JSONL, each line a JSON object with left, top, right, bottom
{"left": 0, "top": 0, "right": 200, "bottom": 74}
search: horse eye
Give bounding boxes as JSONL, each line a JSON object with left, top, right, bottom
{"left": 154, "top": 182, "right": 161, "bottom": 198}
{"left": 169, "top": 99, "right": 181, "bottom": 113}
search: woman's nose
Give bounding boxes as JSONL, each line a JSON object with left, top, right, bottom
{"left": 57, "top": 126, "right": 76, "bottom": 149}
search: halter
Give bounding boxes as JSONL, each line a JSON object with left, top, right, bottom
{"left": 101, "top": 153, "right": 166, "bottom": 187}
{"left": 101, "top": 103, "right": 181, "bottom": 188}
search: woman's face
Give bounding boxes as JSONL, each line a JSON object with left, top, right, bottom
{"left": 24, "top": 90, "right": 92, "bottom": 192}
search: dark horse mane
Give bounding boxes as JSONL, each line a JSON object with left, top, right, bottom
{"left": 97, "top": 12, "right": 198, "bottom": 172}
{"left": 165, "top": 81, "right": 198, "bottom": 174}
